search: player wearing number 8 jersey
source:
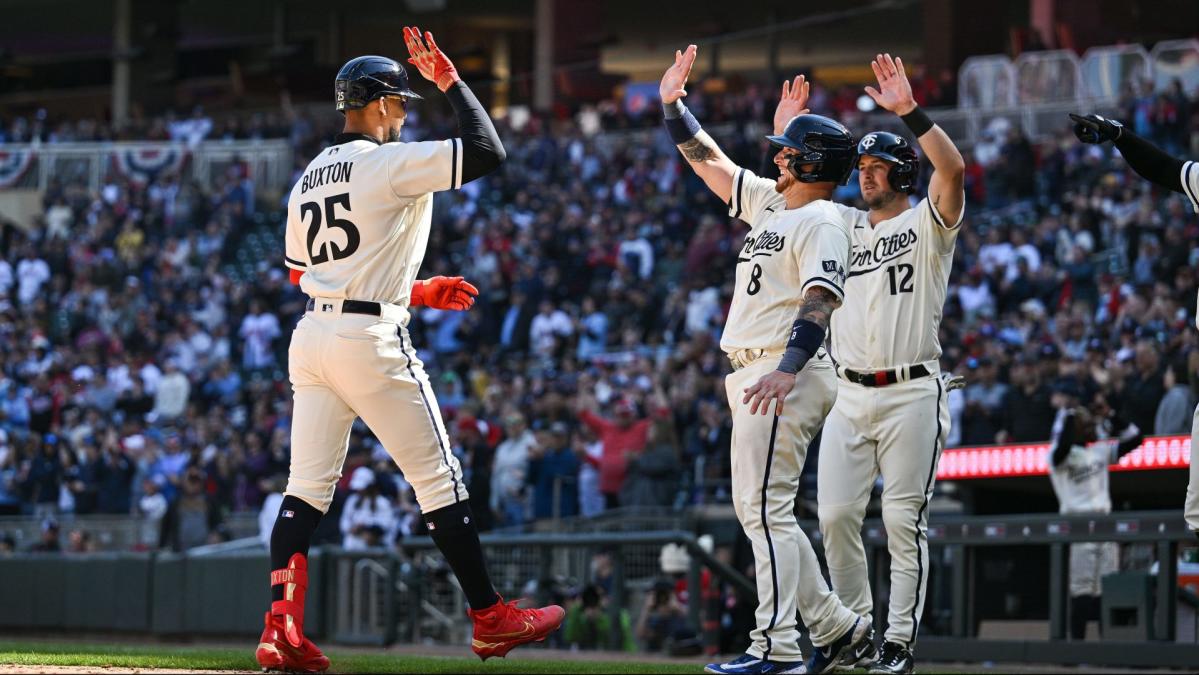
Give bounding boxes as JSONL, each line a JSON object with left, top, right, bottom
{"left": 814, "top": 54, "right": 966, "bottom": 675}
{"left": 257, "top": 29, "right": 563, "bottom": 674}
{"left": 660, "top": 45, "right": 873, "bottom": 675}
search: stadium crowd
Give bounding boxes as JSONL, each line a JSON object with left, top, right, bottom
{"left": 0, "top": 74, "right": 1197, "bottom": 564}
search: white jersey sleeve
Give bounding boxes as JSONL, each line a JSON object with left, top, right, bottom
{"left": 1182, "top": 161, "right": 1199, "bottom": 213}
{"left": 387, "top": 139, "right": 465, "bottom": 197}
{"left": 728, "top": 167, "right": 785, "bottom": 224}
{"left": 923, "top": 193, "right": 965, "bottom": 255}
{"left": 796, "top": 219, "right": 850, "bottom": 302}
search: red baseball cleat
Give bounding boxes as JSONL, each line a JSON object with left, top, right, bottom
{"left": 467, "top": 598, "right": 566, "bottom": 661}
{"left": 256, "top": 611, "right": 330, "bottom": 673}
{"left": 255, "top": 553, "right": 329, "bottom": 673}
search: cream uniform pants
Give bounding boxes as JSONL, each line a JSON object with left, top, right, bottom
{"left": 816, "top": 373, "right": 949, "bottom": 650}
{"left": 724, "top": 352, "right": 859, "bottom": 661}
{"left": 1187, "top": 402, "right": 1199, "bottom": 533}
{"left": 285, "top": 298, "right": 466, "bottom": 514}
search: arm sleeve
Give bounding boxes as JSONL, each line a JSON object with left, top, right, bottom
{"left": 796, "top": 222, "right": 850, "bottom": 302}
{"left": 444, "top": 81, "right": 506, "bottom": 184}
{"left": 386, "top": 139, "right": 463, "bottom": 197}
{"left": 284, "top": 204, "right": 308, "bottom": 272}
{"left": 1049, "top": 408, "right": 1074, "bottom": 467}
{"left": 919, "top": 196, "right": 964, "bottom": 255}
{"left": 1112, "top": 130, "right": 1187, "bottom": 194}
{"left": 728, "top": 167, "right": 785, "bottom": 224}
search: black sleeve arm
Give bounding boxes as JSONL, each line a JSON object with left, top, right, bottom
{"left": 443, "top": 81, "right": 506, "bottom": 183}
{"left": 1112, "top": 130, "right": 1185, "bottom": 193}
{"left": 1050, "top": 411, "right": 1075, "bottom": 467}
{"left": 1109, "top": 415, "right": 1145, "bottom": 460}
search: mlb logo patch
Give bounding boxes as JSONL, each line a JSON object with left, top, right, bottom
{"left": 282, "top": 510, "right": 295, "bottom": 519}
{"left": 322, "top": 303, "right": 334, "bottom": 312}
{"left": 427, "top": 522, "right": 436, "bottom": 531}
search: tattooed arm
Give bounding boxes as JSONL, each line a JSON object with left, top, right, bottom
{"left": 797, "top": 286, "right": 841, "bottom": 329}
{"left": 741, "top": 286, "right": 842, "bottom": 416}
{"left": 660, "top": 45, "right": 738, "bottom": 203}
{"left": 675, "top": 131, "right": 739, "bottom": 203}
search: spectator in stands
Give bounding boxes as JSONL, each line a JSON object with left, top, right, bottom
{"left": 1122, "top": 340, "right": 1165, "bottom": 434}
{"left": 152, "top": 360, "right": 190, "bottom": 421}
{"left": 635, "top": 578, "right": 692, "bottom": 654}
{"left": 66, "top": 529, "right": 97, "bottom": 554}
{"left": 963, "top": 358, "right": 1008, "bottom": 444}
{"left": 21, "top": 435, "right": 62, "bottom": 518}
{"left": 999, "top": 357, "right": 1056, "bottom": 443}
{"left": 0, "top": 533, "right": 14, "bottom": 556}
{"left": 1155, "top": 357, "right": 1196, "bottom": 435}
{"left": 160, "top": 467, "right": 222, "bottom": 552}
{"left": 238, "top": 299, "right": 282, "bottom": 372}
{"left": 338, "top": 467, "right": 397, "bottom": 551}
{"left": 491, "top": 413, "right": 535, "bottom": 527}
{"left": 29, "top": 518, "right": 60, "bottom": 552}
{"left": 526, "top": 422, "right": 580, "bottom": 520}
{"left": 563, "top": 583, "right": 636, "bottom": 652}
{"left": 576, "top": 391, "right": 663, "bottom": 510}
{"left": 621, "top": 418, "right": 681, "bottom": 509}
{"left": 529, "top": 300, "right": 573, "bottom": 360}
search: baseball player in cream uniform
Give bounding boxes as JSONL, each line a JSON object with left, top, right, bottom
{"left": 1067, "top": 112, "right": 1199, "bottom": 540}
{"left": 814, "top": 55, "right": 966, "bottom": 675}
{"left": 659, "top": 46, "right": 871, "bottom": 675}
{"left": 257, "top": 29, "right": 562, "bottom": 674}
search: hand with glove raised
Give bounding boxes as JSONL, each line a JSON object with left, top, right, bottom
{"left": 1069, "top": 113, "right": 1123, "bottom": 144}
{"left": 403, "top": 26, "right": 460, "bottom": 93}
{"left": 410, "top": 277, "right": 478, "bottom": 311}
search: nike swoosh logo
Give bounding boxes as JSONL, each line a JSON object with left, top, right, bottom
{"left": 478, "top": 620, "right": 535, "bottom": 640}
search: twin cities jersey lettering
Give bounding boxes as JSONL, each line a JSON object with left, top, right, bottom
{"left": 829, "top": 198, "right": 963, "bottom": 371}
{"left": 721, "top": 168, "right": 851, "bottom": 354}
{"left": 285, "top": 137, "right": 464, "bottom": 305}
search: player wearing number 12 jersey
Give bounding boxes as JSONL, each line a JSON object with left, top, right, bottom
{"left": 257, "top": 29, "right": 563, "bottom": 674}
{"left": 815, "top": 54, "right": 966, "bottom": 675}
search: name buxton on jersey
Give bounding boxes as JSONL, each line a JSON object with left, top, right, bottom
{"left": 850, "top": 227, "right": 918, "bottom": 271}
{"left": 300, "top": 160, "right": 354, "bottom": 194}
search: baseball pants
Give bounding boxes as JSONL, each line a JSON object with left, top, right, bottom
{"left": 724, "top": 353, "right": 859, "bottom": 661}
{"left": 1069, "top": 541, "right": 1119, "bottom": 597}
{"left": 285, "top": 298, "right": 466, "bottom": 514}
{"left": 816, "top": 374, "right": 949, "bottom": 650}
{"left": 1187, "top": 402, "right": 1199, "bottom": 533}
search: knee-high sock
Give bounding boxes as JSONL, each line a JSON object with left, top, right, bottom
{"left": 424, "top": 500, "right": 501, "bottom": 610}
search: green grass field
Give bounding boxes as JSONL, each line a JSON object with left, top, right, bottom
{"left": 0, "top": 641, "right": 703, "bottom": 674}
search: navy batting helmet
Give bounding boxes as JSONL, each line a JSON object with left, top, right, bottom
{"left": 334, "top": 55, "right": 423, "bottom": 113}
{"left": 857, "top": 131, "right": 918, "bottom": 194}
{"left": 766, "top": 114, "right": 856, "bottom": 186}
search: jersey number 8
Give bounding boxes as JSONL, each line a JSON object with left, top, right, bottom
{"left": 302, "top": 192, "right": 361, "bottom": 264}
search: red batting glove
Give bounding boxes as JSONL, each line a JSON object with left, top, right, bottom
{"left": 410, "top": 277, "right": 478, "bottom": 311}
{"left": 403, "top": 26, "right": 460, "bottom": 92}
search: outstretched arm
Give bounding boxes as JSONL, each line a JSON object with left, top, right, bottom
{"left": 866, "top": 53, "right": 965, "bottom": 225}
{"left": 404, "top": 27, "right": 506, "bottom": 182}
{"left": 1070, "top": 113, "right": 1187, "bottom": 195}
{"left": 660, "top": 45, "right": 738, "bottom": 203}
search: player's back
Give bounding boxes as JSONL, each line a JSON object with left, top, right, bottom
{"left": 284, "top": 135, "right": 463, "bottom": 305}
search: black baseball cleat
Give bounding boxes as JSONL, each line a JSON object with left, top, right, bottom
{"left": 867, "top": 641, "right": 914, "bottom": 674}
{"left": 806, "top": 616, "right": 873, "bottom": 674}
{"left": 833, "top": 633, "right": 877, "bottom": 672}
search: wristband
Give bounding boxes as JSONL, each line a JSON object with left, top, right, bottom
{"left": 777, "top": 347, "right": 813, "bottom": 375}
{"left": 663, "top": 100, "right": 702, "bottom": 145}
{"left": 900, "top": 106, "right": 934, "bottom": 138}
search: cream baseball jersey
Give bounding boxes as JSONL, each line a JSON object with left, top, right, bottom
{"left": 1184, "top": 161, "right": 1199, "bottom": 328}
{"left": 721, "top": 168, "right": 851, "bottom": 354}
{"left": 284, "top": 136, "right": 464, "bottom": 304}
{"left": 829, "top": 198, "right": 962, "bottom": 371}
{"left": 1047, "top": 410, "right": 1118, "bottom": 515}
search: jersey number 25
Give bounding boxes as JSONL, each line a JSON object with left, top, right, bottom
{"left": 302, "top": 192, "right": 361, "bottom": 264}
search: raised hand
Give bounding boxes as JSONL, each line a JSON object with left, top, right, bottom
{"left": 1069, "top": 113, "right": 1123, "bottom": 144}
{"left": 773, "top": 75, "right": 810, "bottom": 135}
{"left": 864, "top": 53, "right": 916, "bottom": 116}
{"left": 660, "top": 44, "right": 698, "bottom": 105}
{"left": 403, "top": 26, "right": 459, "bottom": 92}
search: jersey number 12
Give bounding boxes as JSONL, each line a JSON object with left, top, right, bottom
{"left": 886, "top": 263, "right": 914, "bottom": 295}
{"left": 302, "top": 192, "right": 360, "bottom": 264}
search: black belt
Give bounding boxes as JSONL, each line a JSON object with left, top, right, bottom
{"left": 841, "top": 363, "right": 931, "bottom": 387}
{"left": 305, "top": 298, "right": 381, "bottom": 316}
